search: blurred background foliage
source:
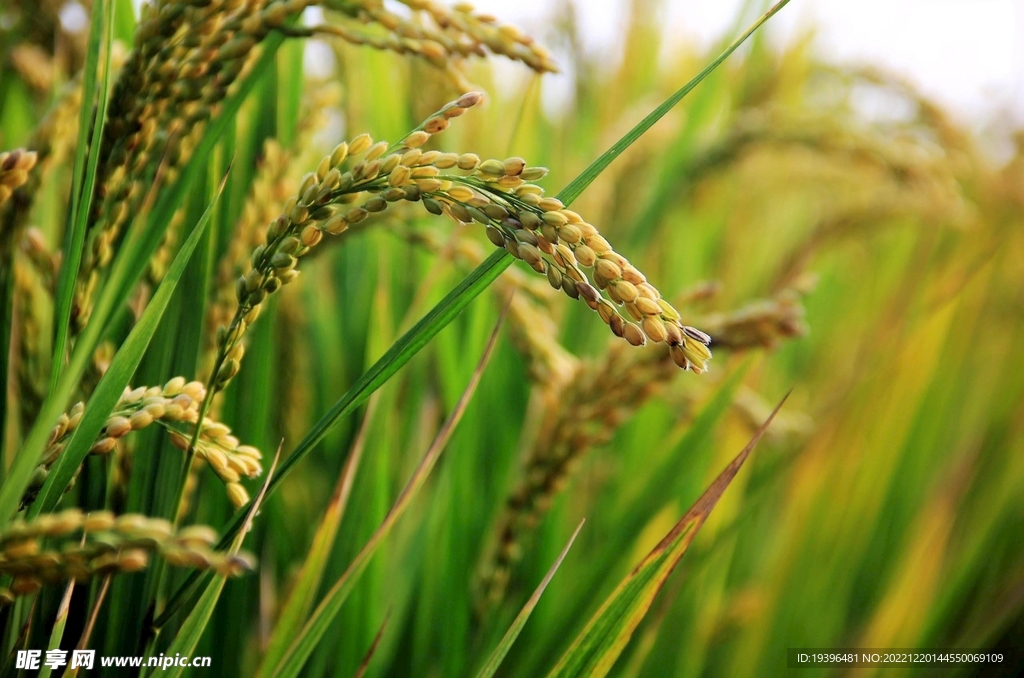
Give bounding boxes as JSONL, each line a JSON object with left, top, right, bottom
{"left": 2, "top": 0, "right": 1023, "bottom": 675}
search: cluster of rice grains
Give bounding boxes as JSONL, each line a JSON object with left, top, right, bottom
{"left": 0, "top": 510, "right": 253, "bottom": 605}
{"left": 29, "top": 378, "right": 262, "bottom": 509}
{"left": 0, "top": 149, "right": 38, "bottom": 209}
{"left": 73, "top": 0, "right": 321, "bottom": 332}
{"left": 315, "top": 0, "right": 557, "bottom": 75}
{"left": 71, "top": 0, "right": 557, "bottom": 333}
{"left": 213, "top": 92, "right": 710, "bottom": 400}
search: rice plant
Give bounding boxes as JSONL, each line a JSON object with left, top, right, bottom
{"left": 2, "top": 0, "right": 1022, "bottom": 676}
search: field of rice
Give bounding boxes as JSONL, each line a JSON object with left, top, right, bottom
{"left": 1, "top": 1, "right": 1022, "bottom": 676}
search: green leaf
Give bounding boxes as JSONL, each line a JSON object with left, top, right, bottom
{"left": 50, "top": 0, "right": 116, "bottom": 387}
{"left": 26, "top": 171, "right": 229, "bottom": 518}
{"left": 544, "top": 395, "right": 789, "bottom": 678}
{"left": 152, "top": 446, "right": 281, "bottom": 678}
{"left": 37, "top": 581, "right": 76, "bottom": 678}
{"left": 257, "top": 312, "right": 505, "bottom": 678}
{"left": 475, "top": 520, "right": 586, "bottom": 678}
{"left": 259, "top": 399, "right": 379, "bottom": 674}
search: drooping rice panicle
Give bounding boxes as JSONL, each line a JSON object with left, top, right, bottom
{"left": 27, "top": 378, "right": 262, "bottom": 509}
{"left": 210, "top": 91, "right": 711, "bottom": 402}
{"left": 697, "top": 290, "right": 808, "bottom": 351}
{"left": 313, "top": 0, "right": 558, "bottom": 74}
{"left": 0, "top": 509, "right": 254, "bottom": 605}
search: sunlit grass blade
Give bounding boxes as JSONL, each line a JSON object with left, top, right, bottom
{"left": 257, "top": 311, "right": 506, "bottom": 678}
{"left": 50, "top": 0, "right": 115, "bottom": 386}
{"left": 151, "top": 444, "right": 281, "bottom": 678}
{"left": 259, "top": 397, "right": 379, "bottom": 674}
{"left": 475, "top": 520, "right": 586, "bottom": 678}
{"left": 515, "top": 361, "right": 751, "bottom": 678}
{"left": 545, "top": 394, "right": 790, "bottom": 678}
{"left": 25, "top": 171, "right": 229, "bottom": 518}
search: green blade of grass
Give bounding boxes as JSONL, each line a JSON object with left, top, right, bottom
{"left": 26, "top": 171, "right": 228, "bottom": 517}
{"left": 544, "top": 394, "right": 789, "bottom": 678}
{"left": 50, "top": 0, "right": 116, "bottom": 386}
{"left": 152, "top": 446, "right": 281, "bottom": 678}
{"left": 475, "top": 520, "right": 586, "bottom": 678}
{"left": 257, "top": 312, "right": 505, "bottom": 678}
{"left": 259, "top": 397, "right": 379, "bottom": 674}
{"left": 513, "top": 362, "right": 751, "bottom": 678}
{"left": 154, "top": 1, "right": 787, "bottom": 624}
{"left": 36, "top": 580, "right": 76, "bottom": 678}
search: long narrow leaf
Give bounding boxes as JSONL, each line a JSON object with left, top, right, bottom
{"left": 259, "top": 397, "right": 379, "bottom": 674}
{"left": 544, "top": 394, "right": 790, "bottom": 678}
{"left": 475, "top": 520, "right": 586, "bottom": 678}
{"left": 36, "top": 580, "right": 76, "bottom": 678}
{"left": 51, "top": 0, "right": 116, "bottom": 386}
{"left": 258, "top": 311, "right": 506, "bottom": 678}
{"left": 155, "top": 446, "right": 281, "bottom": 678}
